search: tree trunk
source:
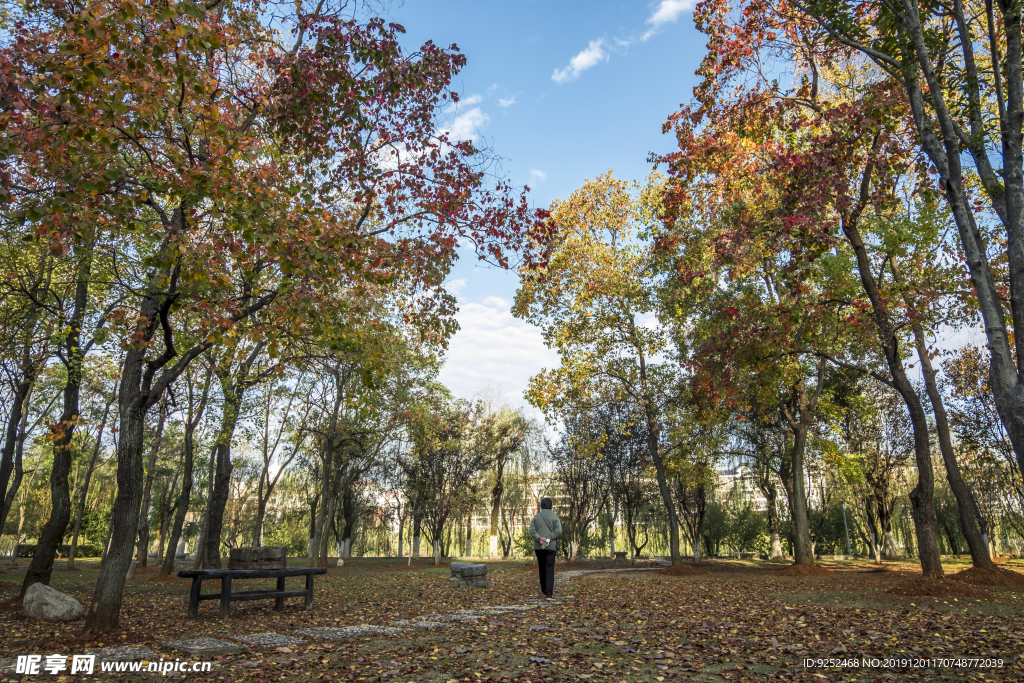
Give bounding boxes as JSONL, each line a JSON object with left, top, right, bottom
{"left": 397, "top": 508, "right": 405, "bottom": 558}
{"left": 160, "top": 378, "right": 207, "bottom": 575}
{"left": 412, "top": 514, "right": 422, "bottom": 558}
{"left": 889, "top": 261, "right": 994, "bottom": 569}
{"left": 465, "top": 511, "right": 472, "bottom": 557}
{"left": 202, "top": 388, "right": 242, "bottom": 570}
{"left": 766, "top": 488, "right": 783, "bottom": 560}
{"left": 22, "top": 246, "right": 92, "bottom": 597}
{"left": 788, "top": 419, "right": 814, "bottom": 566}
{"left": 85, "top": 346, "right": 151, "bottom": 632}
{"left": 840, "top": 219, "right": 944, "bottom": 578}
{"left": 135, "top": 399, "right": 168, "bottom": 567}
{"left": 0, "top": 376, "right": 34, "bottom": 534}
{"left": 253, "top": 499, "right": 267, "bottom": 548}
{"left": 69, "top": 399, "right": 113, "bottom": 570}
{"left": 607, "top": 498, "right": 617, "bottom": 557}
{"left": 489, "top": 477, "right": 503, "bottom": 560}
{"left": 649, "top": 432, "right": 681, "bottom": 565}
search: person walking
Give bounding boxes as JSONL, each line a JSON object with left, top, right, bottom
{"left": 529, "top": 497, "right": 562, "bottom": 599}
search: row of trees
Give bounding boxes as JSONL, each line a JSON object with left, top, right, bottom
{"left": 0, "top": 0, "right": 548, "bottom": 633}
{"left": 516, "top": 0, "right": 1024, "bottom": 577}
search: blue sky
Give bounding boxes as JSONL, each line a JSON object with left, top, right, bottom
{"left": 385, "top": 1, "right": 706, "bottom": 410}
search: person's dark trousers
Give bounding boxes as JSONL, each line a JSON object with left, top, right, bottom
{"left": 535, "top": 549, "right": 556, "bottom": 596}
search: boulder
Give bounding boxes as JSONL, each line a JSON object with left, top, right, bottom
{"left": 23, "top": 583, "right": 85, "bottom": 622}
{"left": 449, "top": 562, "right": 488, "bottom": 588}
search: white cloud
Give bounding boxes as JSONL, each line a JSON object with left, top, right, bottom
{"left": 552, "top": 39, "right": 609, "bottom": 84}
{"left": 445, "top": 278, "right": 468, "bottom": 296}
{"left": 457, "top": 94, "right": 483, "bottom": 107}
{"left": 529, "top": 168, "right": 547, "bottom": 184}
{"left": 444, "top": 107, "right": 490, "bottom": 142}
{"left": 438, "top": 297, "right": 560, "bottom": 412}
{"left": 641, "top": 0, "right": 694, "bottom": 41}
{"left": 498, "top": 95, "right": 517, "bottom": 107}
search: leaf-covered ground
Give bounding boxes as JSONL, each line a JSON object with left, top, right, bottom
{"left": 0, "top": 557, "right": 1021, "bottom": 681}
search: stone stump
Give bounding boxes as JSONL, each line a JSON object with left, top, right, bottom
{"left": 448, "top": 562, "right": 487, "bottom": 588}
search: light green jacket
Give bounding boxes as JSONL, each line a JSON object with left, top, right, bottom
{"left": 529, "top": 509, "right": 562, "bottom": 552}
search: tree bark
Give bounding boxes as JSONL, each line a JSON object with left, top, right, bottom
{"left": 135, "top": 398, "right": 168, "bottom": 567}
{"left": 202, "top": 377, "right": 243, "bottom": 569}
{"left": 412, "top": 514, "right": 422, "bottom": 558}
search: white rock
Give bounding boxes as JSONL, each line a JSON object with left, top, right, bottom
{"left": 23, "top": 583, "right": 85, "bottom": 621}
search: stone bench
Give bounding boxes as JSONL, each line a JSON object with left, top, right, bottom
{"left": 449, "top": 562, "right": 488, "bottom": 588}
{"left": 178, "top": 567, "right": 326, "bottom": 618}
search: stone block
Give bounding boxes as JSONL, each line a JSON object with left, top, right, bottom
{"left": 448, "top": 562, "right": 487, "bottom": 587}
{"left": 228, "top": 546, "right": 286, "bottom": 570}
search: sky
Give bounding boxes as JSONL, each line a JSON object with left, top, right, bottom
{"left": 384, "top": 1, "right": 706, "bottom": 413}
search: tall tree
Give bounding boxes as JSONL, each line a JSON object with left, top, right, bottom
{"left": 515, "top": 173, "right": 686, "bottom": 564}
{"left": 2, "top": 0, "right": 544, "bottom": 630}
{"left": 794, "top": 0, "right": 1024, "bottom": 491}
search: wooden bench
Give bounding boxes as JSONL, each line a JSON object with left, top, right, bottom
{"left": 177, "top": 567, "right": 327, "bottom": 618}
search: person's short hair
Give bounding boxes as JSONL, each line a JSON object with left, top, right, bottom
{"left": 540, "top": 497, "right": 552, "bottom": 509}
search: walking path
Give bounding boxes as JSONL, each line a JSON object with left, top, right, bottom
{"left": 0, "top": 563, "right": 665, "bottom": 671}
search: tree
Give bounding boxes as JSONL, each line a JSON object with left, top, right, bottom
{"left": 2, "top": 0, "right": 544, "bottom": 631}
{"left": 794, "top": 0, "right": 1024, "bottom": 496}
{"left": 515, "top": 173, "right": 686, "bottom": 564}
{"left": 472, "top": 402, "right": 528, "bottom": 560}
{"left": 550, "top": 423, "right": 612, "bottom": 561}
{"left": 406, "top": 395, "right": 485, "bottom": 565}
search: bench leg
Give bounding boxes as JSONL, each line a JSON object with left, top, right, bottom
{"left": 220, "top": 576, "right": 232, "bottom": 619}
{"left": 275, "top": 576, "right": 285, "bottom": 611}
{"left": 305, "top": 573, "right": 314, "bottom": 611}
{"left": 188, "top": 577, "right": 202, "bottom": 618}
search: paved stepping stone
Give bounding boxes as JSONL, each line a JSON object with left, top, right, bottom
{"left": 164, "top": 636, "right": 243, "bottom": 656}
{"left": 85, "top": 645, "right": 162, "bottom": 662}
{"left": 294, "top": 625, "right": 406, "bottom": 641}
{"left": 419, "top": 613, "right": 481, "bottom": 622}
{"left": 455, "top": 609, "right": 499, "bottom": 616}
{"left": 391, "top": 620, "right": 446, "bottom": 629}
{"left": 233, "top": 633, "right": 307, "bottom": 648}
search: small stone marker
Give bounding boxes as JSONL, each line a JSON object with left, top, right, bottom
{"left": 294, "top": 625, "right": 406, "bottom": 641}
{"left": 448, "top": 561, "right": 488, "bottom": 588}
{"left": 23, "top": 583, "right": 85, "bottom": 621}
{"left": 233, "top": 633, "right": 307, "bottom": 648}
{"left": 164, "top": 636, "right": 244, "bottom": 656}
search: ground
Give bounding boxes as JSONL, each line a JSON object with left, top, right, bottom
{"left": 0, "top": 556, "right": 1020, "bottom": 682}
